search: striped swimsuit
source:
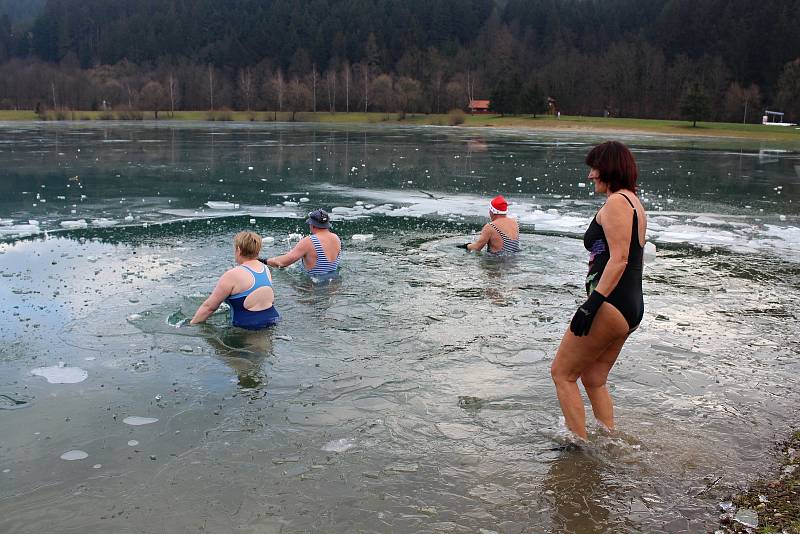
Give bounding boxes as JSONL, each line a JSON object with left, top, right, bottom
{"left": 303, "top": 234, "right": 341, "bottom": 275}
{"left": 487, "top": 223, "right": 521, "bottom": 255}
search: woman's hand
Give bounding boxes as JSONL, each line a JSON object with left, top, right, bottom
{"left": 570, "top": 290, "right": 606, "bottom": 336}
{"left": 190, "top": 273, "right": 234, "bottom": 324}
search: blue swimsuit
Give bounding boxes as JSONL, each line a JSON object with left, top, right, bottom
{"left": 226, "top": 265, "right": 280, "bottom": 330}
{"left": 302, "top": 235, "right": 341, "bottom": 276}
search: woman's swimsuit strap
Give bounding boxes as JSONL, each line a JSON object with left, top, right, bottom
{"left": 229, "top": 264, "right": 272, "bottom": 299}
{"left": 304, "top": 235, "right": 340, "bottom": 275}
{"left": 226, "top": 264, "right": 279, "bottom": 329}
{"left": 583, "top": 193, "right": 644, "bottom": 329}
{"left": 488, "top": 223, "right": 521, "bottom": 254}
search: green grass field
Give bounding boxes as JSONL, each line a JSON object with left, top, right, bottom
{"left": 1, "top": 109, "right": 798, "bottom": 143}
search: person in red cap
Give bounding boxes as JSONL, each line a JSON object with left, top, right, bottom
{"left": 457, "top": 195, "right": 521, "bottom": 255}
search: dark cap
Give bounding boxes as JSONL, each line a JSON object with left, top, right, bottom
{"left": 305, "top": 209, "right": 331, "bottom": 229}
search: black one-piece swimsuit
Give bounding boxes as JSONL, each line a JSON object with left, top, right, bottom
{"left": 583, "top": 193, "right": 644, "bottom": 329}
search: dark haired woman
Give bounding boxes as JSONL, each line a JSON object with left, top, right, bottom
{"left": 550, "top": 141, "right": 647, "bottom": 440}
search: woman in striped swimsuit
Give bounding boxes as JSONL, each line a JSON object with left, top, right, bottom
{"left": 459, "top": 195, "right": 521, "bottom": 255}
{"left": 264, "top": 209, "right": 341, "bottom": 276}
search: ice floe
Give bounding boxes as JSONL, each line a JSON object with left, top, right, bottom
{"left": 122, "top": 416, "right": 159, "bottom": 426}
{"left": 60, "top": 450, "right": 88, "bottom": 461}
{"left": 31, "top": 363, "right": 88, "bottom": 384}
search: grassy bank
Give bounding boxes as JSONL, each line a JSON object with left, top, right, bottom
{"left": 1, "top": 109, "right": 799, "bottom": 142}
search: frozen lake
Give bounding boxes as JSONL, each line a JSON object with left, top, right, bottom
{"left": 0, "top": 122, "right": 798, "bottom": 532}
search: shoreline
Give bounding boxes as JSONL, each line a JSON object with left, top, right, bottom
{"left": 719, "top": 429, "right": 800, "bottom": 533}
{"left": 1, "top": 110, "right": 799, "bottom": 144}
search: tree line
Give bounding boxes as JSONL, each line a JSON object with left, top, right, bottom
{"left": 0, "top": 0, "right": 798, "bottom": 121}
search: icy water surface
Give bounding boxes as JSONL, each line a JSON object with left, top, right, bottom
{"left": 0, "top": 122, "right": 799, "bottom": 533}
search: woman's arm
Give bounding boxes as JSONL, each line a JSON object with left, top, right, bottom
{"left": 190, "top": 273, "right": 234, "bottom": 324}
{"left": 466, "top": 224, "right": 493, "bottom": 252}
{"left": 266, "top": 238, "right": 311, "bottom": 268}
{"left": 593, "top": 195, "right": 635, "bottom": 297}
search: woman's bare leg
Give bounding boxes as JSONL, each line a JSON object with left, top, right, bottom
{"left": 551, "top": 303, "right": 629, "bottom": 439}
{"left": 580, "top": 334, "right": 627, "bottom": 431}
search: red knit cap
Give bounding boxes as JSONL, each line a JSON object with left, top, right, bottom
{"left": 489, "top": 195, "right": 508, "bottom": 215}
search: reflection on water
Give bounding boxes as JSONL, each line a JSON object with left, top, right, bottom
{"left": 543, "top": 451, "right": 615, "bottom": 534}
{"left": 202, "top": 326, "right": 273, "bottom": 389}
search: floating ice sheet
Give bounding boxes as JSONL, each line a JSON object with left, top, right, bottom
{"left": 321, "top": 438, "right": 355, "bottom": 453}
{"left": 206, "top": 201, "right": 239, "bottom": 210}
{"left": 122, "top": 416, "right": 159, "bottom": 426}
{"left": 60, "top": 450, "right": 88, "bottom": 461}
{"left": 31, "top": 364, "right": 88, "bottom": 384}
{"left": 60, "top": 219, "right": 88, "bottom": 229}
{"left": 351, "top": 234, "right": 374, "bottom": 242}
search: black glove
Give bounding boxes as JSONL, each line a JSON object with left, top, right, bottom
{"left": 456, "top": 243, "right": 470, "bottom": 250}
{"left": 570, "top": 290, "right": 606, "bottom": 336}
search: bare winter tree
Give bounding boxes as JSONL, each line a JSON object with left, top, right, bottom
{"left": 371, "top": 73, "right": 394, "bottom": 115}
{"left": 167, "top": 73, "right": 178, "bottom": 117}
{"left": 310, "top": 63, "right": 317, "bottom": 112}
{"left": 395, "top": 76, "right": 421, "bottom": 117}
{"left": 237, "top": 67, "right": 254, "bottom": 111}
{"left": 342, "top": 61, "right": 350, "bottom": 112}
{"left": 286, "top": 77, "right": 310, "bottom": 121}
{"left": 325, "top": 68, "right": 336, "bottom": 112}
{"left": 140, "top": 80, "right": 167, "bottom": 118}
{"left": 207, "top": 65, "right": 215, "bottom": 110}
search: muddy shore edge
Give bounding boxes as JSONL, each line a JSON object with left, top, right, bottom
{"left": 719, "top": 429, "right": 800, "bottom": 533}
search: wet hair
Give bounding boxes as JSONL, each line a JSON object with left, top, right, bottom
{"left": 233, "top": 231, "right": 262, "bottom": 258}
{"left": 585, "top": 141, "right": 638, "bottom": 193}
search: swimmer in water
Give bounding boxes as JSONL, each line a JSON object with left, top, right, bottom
{"left": 191, "top": 231, "right": 280, "bottom": 329}
{"left": 262, "top": 209, "right": 341, "bottom": 275}
{"left": 457, "top": 195, "right": 521, "bottom": 255}
{"left": 551, "top": 141, "right": 647, "bottom": 440}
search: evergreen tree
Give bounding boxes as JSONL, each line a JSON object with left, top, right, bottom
{"left": 776, "top": 59, "right": 800, "bottom": 122}
{"left": 520, "top": 81, "right": 545, "bottom": 117}
{"left": 680, "top": 82, "right": 710, "bottom": 127}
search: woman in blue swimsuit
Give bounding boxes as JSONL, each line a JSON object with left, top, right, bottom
{"left": 191, "top": 231, "right": 280, "bottom": 329}
{"left": 263, "top": 209, "right": 341, "bottom": 276}
{"left": 551, "top": 141, "right": 647, "bottom": 440}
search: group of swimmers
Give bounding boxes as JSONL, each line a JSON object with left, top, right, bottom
{"left": 190, "top": 208, "right": 340, "bottom": 329}
{"left": 189, "top": 197, "right": 517, "bottom": 330}
{"left": 191, "top": 140, "right": 646, "bottom": 442}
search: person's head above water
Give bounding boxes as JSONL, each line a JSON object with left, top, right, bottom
{"left": 585, "top": 140, "right": 638, "bottom": 193}
{"left": 488, "top": 195, "right": 508, "bottom": 220}
{"left": 305, "top": 209, "right": 332, "bottom": 232}
{"left": 233, "top": 231, "right": 262, "bottom": 262}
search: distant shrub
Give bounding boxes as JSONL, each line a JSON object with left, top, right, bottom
{"left": 54, "top": 110, "right": 69, "bottom": 121}
{"left": 207, "top": 108, "right": 233, "bottom": 121}
{"left": 117, "top": 109, "right": 143, "bottom": 120}
{"left": 98, "top": 111, "right": 114, "bottom": 120}
{"left": 448, "top": 108, "right": 466, "bottom": 125}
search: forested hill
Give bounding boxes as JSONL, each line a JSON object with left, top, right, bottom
{"left": 0, "top": 0, "right": 46, "bottom": 23}
{"left": 0, "top": 0, "right": 799, "bottom": 120}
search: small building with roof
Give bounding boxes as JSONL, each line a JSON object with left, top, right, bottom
{"left": 468, "top": 99, "right": 490, "bottom": 114}
{"left": 762, "top": 110, "right": 797, "bottom": 126}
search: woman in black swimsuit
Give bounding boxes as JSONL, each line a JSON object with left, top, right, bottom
{"left": 551, "top": 141, "right": 647, "bottom": 440}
